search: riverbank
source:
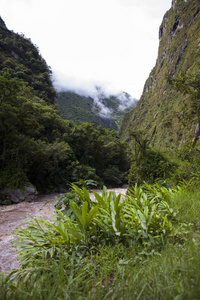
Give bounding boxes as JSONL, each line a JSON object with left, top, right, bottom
{"left": 0, "top": 188, "right": 127, "bottom": 273}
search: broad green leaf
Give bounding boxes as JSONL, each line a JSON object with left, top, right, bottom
{"left": 71, "top": 184, "right": 85, "bottom": 201}
{"left": 111, "top": 211, "right": 120, "bottom": 235}
{"left": 137, "top": 210, "right": 147, "bottom": 231}
{"left": 50, "top": 247, "right": 54, "bottom": 258}
{"left": 137, "top": 210, "right": 146, "bottom": 222}
{"left": 107, "top": 192, "right": 112, "bottom": 213}
{"left": 70, "top": 201, "right": 83, "bottom": 231}
{"left": 85, "top": 205, "right": 98, "bottom": 229}
{"left": 53, "top": 223, "right": 69, "bottom": 242}
{"left": 114, "top": 194, "right": 124, "bottom": 230}
{"left": 102, "top": 186, "right": 108, "bottom": 199}
{"left": 93, "top": 191, "right": 107, "bottom": 209}
{"left": 82, "top": 201, "right": 88, "bottom": 230}
{"left": 83, "top": 188, "right": 91, "bottom": 203}
{"left": 127, "top": 195, "right": 141, "bottom": 210}
{"left": 144, "top": 206, "right": 149, "bottom": 218}
{"left": 147, "top": 211, "right": 154, "bottom": 227}
{"left": 162, "top": 215, "right": 168, "bottom": 228}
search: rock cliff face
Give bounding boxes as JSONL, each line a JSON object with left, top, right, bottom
{"left": 120, "top": 0, "right": 200, "bottom": 148}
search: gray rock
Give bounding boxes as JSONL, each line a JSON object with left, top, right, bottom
{"left": 122, "top": 184, "right": 128, "bottom": 188}
{"left": 59, "top": 188, "right": 69, "bottom": 194}
{"left": 0, "top": 185, "right": 38, "bottom": 205}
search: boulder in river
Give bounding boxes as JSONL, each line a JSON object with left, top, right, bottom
{"left": 0, "top": 185, "right": 37, "bottom": 205}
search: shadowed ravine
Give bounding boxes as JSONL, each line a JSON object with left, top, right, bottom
{"left": 0, "top": 188, "right": 127, "bottom": 273}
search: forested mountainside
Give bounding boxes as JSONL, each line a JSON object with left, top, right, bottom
{"left": 56, "top": 91, "right": 137, "bottom": 131}
{"left": 0, "top": 17, "right": 56, "bottom": 104}
{"left": 0, "top": 17, "right": 130, "bottom": 195}
{"left": 120, "top": 0, "right": 200, "bottom": 148}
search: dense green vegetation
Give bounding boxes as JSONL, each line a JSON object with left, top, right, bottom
{"left": 1, "top": 180, "right": 200, "bottom": 299}
{"left": 0, "top": 18, "right": 56, "bottom": 104}
{"left": 120, "top": 0, "right": 200, "bottom": 148}
{"left": 0, "top": 73, "right": 130, "bottom": 192}
{"left": 0, "top": 20, "right": 130, "bottom": 194}
{"left": 127, "top": 69, "right": 200, "bottom": 188}
{"left": 56, "top": 91, "right": 118, "bottom": 130}
{"left": 1, "top": 2, "right": 200, "bottom": 297}
{"left": 56, "top": 91, "right": 136, "bottom": 131}
{"left": 166, "top": 71, "right": 200, "bottom": 130}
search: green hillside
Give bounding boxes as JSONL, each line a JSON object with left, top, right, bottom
{"left": 0, "top": 17, "right": 130, "bottom": 195}
{"left": 56, "top": 91, "right": 117, "bottom": 130}
{"left": 0, "top": 17, "right": 56, "bottom": 104}
{"left": 120, "top": 0, "right": 200, "bottom": 149}
{"left": 56, "top": 90, "right": 137, "bottom": 131}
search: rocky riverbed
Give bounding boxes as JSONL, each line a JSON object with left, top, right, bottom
{"left": 0, "top": 188, "right": 127, "bottom": 273}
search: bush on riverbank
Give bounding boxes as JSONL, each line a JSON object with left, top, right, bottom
{"left": 1, "top": 180, "right": 200, "bottom": 299}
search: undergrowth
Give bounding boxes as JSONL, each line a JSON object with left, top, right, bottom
{"left": 1, "top": 180, "right": 200, "bottom": 299}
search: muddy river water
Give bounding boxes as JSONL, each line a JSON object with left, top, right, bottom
{"left": 0, "top": 188, "right": 127, "bottom": 273}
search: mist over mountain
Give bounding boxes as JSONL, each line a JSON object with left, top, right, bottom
{"left": 53, "top": 72, "right": 138, "bottom": 122}
{"left": 56, "top": 87, "right": 138, "bottom": 131}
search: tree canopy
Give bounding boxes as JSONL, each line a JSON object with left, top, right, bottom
{"left": 0, "top": 73, "right": 130, "bottom": 192}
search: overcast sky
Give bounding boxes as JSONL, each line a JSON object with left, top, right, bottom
{"left": 1, "top": 0, "right": 172, "bottom": 99}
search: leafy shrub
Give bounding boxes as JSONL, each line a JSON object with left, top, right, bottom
{"left": 10, "top": 183, "right": 176, "bottom": 277}
{"left": 170, "top": 159, "right": 192, "bottom": 183}
{"left": 128, "top": 148, "right": 177, "bottom": 187}
{"left": 3, "top": 181, "right": 199, "bottom": 299}
{"left": 0, "top": 162, "right": 29, "bottom": 190}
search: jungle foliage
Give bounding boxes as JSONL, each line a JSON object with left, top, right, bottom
{"left": 1, "top": 180, "right": 200, "bottom": 299}
{"left": 127, "top": 130, "right": 177, "bottom": 187}
{"left": 0, "top": 20, "right": 130, "bottom": 193}
{"left": 0, "top": 73, "right": 130, "bottom": 192}
{"left": 56, "top": 91, "right": 118, "bottom": 131}
{"left": 0, "top": 20, "right": 56, "bottom": 104}
{"left": 2, "top": 9, "right": 200, "bottom": 298}
{"left": 56, "top": 91, "right": 136, "bottom": 131}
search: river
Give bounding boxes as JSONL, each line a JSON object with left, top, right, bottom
{"left": 0, "top": 188, "right": 127, "bottom": 273}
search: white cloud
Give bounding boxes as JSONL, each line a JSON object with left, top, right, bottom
{"left": 1, "top": 0, "right": 172, "bottom": 99}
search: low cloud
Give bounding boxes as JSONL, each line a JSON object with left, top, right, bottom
{"left": 53, "top": 71, "right": 121, "bottom": 97}
{"left": 93, "top": 97, "right": 113, "bottom": 119}
{"left": 117, "top": 93, "right": 137, "bottom": 111}
{"left": 53, "top": 71, "right": 137, "bottom": 119}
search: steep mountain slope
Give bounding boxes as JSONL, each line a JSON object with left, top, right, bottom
{"left": 0, "top": 16, "right": 56, "bottom": 104}
{"left": 56, "top": 90, "right": 137, "bottom": 131}
{"left": 120, "top": 0, "right": 200, "bottom": 148}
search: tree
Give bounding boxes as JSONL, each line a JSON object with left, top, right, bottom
{"left": 0, "top": 73, "right": 77, "bottom": 190}
{"left": 128, "top": 130, "right": 175, "bottom": 187}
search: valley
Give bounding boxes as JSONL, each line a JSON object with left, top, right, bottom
{"left": 1, "top": 1, "right": 200, "bottom": 298}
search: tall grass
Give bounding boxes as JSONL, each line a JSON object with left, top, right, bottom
{"left": 1, "top": 182, "right": 200, "bottom": 299}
